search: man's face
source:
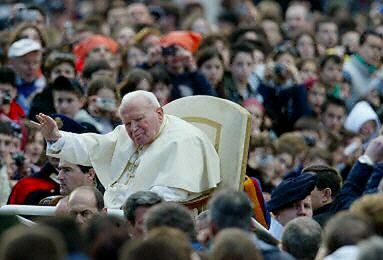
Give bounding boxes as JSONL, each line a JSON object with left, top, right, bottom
{"left": 275, "top": 196, "right": 313, "bottom": 226}
{"left": 359, "top": 34, "right": 383, "bottom": 67}
{"left": 320, "top": 60, "right": 342, "bottom": 85}
{"left": 316, "top": 22, "right": 338, "bottom": 49}
{"left": 310, "top": 187, "right": 324, "bottom": 211}
{"left": 53, "top": 91, "right": 84, "bottom": 118}
{"left": 322, "top": 104, "right": 345, "bottom": 133}
{"left": 308, "top": 86, "right": 326, "bottom": 115}
{"left": 69, "top": 189, "right": 101, "bottom": 228}
{"left": 57, "top": 160, "right": 91, "bottom": 195}
{"left": 126, "top": 3, "right": 153, "bottom": 26}
{"left": 120, "top": 97, "right": 163, "bottom": 145}
{"left": 285, "top": 5, "right": 307, "bottom": 38}
{"left": 10, "top": 51, "right": 42, "bottom": 83}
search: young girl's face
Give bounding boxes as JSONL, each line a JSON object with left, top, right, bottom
{"left": 200, "top": 56, "right": 224, "bottom": 87}
{"left": 230, "top": 52, "right": 254, "bottom": 84}
{"left": 296, "top": 34, "right": 315, "bottom": 58}
{"left": 300, "top": 61, "right": 318, "bottom": 82}
{"left": 153, "top": 82, "right": 171, "bottom": 106}
{"left": 25, "top": 131, "right": 44, "bottom": 164}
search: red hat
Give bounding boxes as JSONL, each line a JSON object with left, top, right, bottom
{"left": 73, "top": 35, "right": 119, "bottom": 62}
{"left": 159, "top": 31, "right": 202, "bottom": 53}
{"left": 242, "top": 97, "right": 264, "bottom": 112}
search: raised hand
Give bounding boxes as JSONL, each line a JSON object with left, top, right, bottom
{"left": 32, "top": 113, "right": 62, "bottom": 142}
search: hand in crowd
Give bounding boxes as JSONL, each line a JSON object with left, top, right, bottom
{"left": 364, "top": 135, "right": 383, "bottom": 164}
{"left": 32, "top": 113, "right": 62, "bottom": 143}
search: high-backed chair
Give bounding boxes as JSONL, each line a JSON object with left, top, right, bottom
{"left": 163, "top": 96, "right": 251, "bottom": 212}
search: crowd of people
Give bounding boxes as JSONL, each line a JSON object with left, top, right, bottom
{"left": 1, "top": 0, "right": 383, "bottom": 259}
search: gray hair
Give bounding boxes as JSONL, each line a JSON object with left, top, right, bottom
{"left": 281, "top": 217, "right": 322, "bottom": 260}
{"left": 119, "top": 90, "right": 160, "bottom": 115}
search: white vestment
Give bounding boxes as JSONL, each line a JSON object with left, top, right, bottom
{"left": 47, "top": 115, "right": 221, "bottom": 208}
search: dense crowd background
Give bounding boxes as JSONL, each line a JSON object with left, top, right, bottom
{"left": 1, "top": 0, "right": 383, "bottom": 259}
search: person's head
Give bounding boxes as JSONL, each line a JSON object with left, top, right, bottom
{"left": 24, "top": 123, "right": 44, "bottom": 164}
{"left": 118, "top": 69, "right": 153, "bottom": 98}
{"left": 149, "top": 65, "right": 172, "bottom": 106}
{"left": 87, "top": 76, "right": 118, "bottom": 117}
{"left": 321, "top": 96, "right": 346, "bottom": 134}
{"left": 68, "top": 186, "right": 106, "bottom": 228}
{"left": 144, "top": 202, "right": 197, "bottom": 241}
{"left": 285, "top": 3, "right": 310, "bottom": 39}
{"left": 159, "top": 32, "right": 201, "bottom": 74}
{"left": 315, "top": 17, "right": 338, "bottom": 49}
{"left": 197, "top": 47, "right": 225, "bottom": 88}
{"left": 115, "top": 25, "right": 135, "bottom": 48}
{"left": 307, "top": 82, "right": 326, "bottom": 116}
{"left": 209, "top": 228, "right": 263, "bottom": 260}
{"left": 260, "top": 18, "right": 283, "bottom": 48}
{"left": 350, "top": 193, "right": 383, "bottom": 236}
{"left": 0, "top": 120, "right": 15, "bottom": 160}
{"left": 302, "top": 165, "right": 342, "bottom": 211}
{"left": 294, "top": 32, "right": 318, "bottom": 59}
{"left": 358, "top": 30, "right": 383, "bottom": 67}
{"left": 57, "top": 159, "right": 95, "bottom": 195}
{"left": 319, "top": 55, "right": 343, "bottom": 86}
{"left": 268, "top": 173, "right": 316, "bottom": 226}
{"left": 242, "top": 98, "right": 264, "bottom": 134}
{"left": 230, "top": 43, "right": 254, "bottom": 85}
{"left": 52, "top": 76, "right": 86, "bottom": 118}
{"left": 126, "top": 2, "right": 153, "bottom": 26}
{"left": 341, "top": 30, "right": 360, "bottom": 55}
{"left": 208, "top": 189, "right": 253, "bottom": 235}
{"left": 0, "top": 225, "right": 66, "bottom": 260}
{"left": 119, "top": 90, "right": 163, "bottom": 146}
{"left": 44, "top": 52, "right": 76, "bottom": 83}
{"left": 281, "top": 217, "right": 322, "bottom": 260}
{"left": 10, "top": 22, "right": 47, "bottom": 48}
{"left": 7, "top": 38, "right": 42, "bottom": 83}
{"left": 0, "top": 67, "right": 17, "bottom": 105}
{"left": 322, "top": 211, "right": 373, "bottom": 255}
{"left": 122, "top": 191, "right": 163, "bottom": 238}
{"left": 120, "top": 227, "right": 192, "bottom": 260}
{"left": 82, "top": 59, "right": 114, "bottom": 86}
{"left": 55, "top": 196, "right": 69, "bottom": 216}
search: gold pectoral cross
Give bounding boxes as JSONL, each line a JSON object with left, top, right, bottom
{"left": 110, "top": 145, "right": 143, "bottom": 187}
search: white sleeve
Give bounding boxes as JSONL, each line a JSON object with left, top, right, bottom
{"left": 46, "top": 136, "right": 65, "bottom": 154}
{"left": 150, "top": 185, "right": 189, "bottom": 201}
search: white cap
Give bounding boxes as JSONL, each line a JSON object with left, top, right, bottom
{"left": 7, "top": 39, "right": 42, "bottom": 58}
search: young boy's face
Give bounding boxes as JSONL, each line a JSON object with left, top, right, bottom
{"left": 53, "top": 91, "right": 84, "bottom": 118}
{"left": 230, "top": 52, "right": 254, "bottom": 84}
{"left": 0, "top": 83, "right": 16, "bottom": 103}
{"left": 320, "top": 60, "right": 342, "bottom": 85}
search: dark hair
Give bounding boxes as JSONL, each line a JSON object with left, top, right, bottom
{"left": 144, "top": 202, "right": 197, "bottom": 240}
{"left": 359, "top": 29, "right": 383, "bottom": 46}
{"left": 199, "top": 34, "right": 228, "bottom": 51}
{"left": 87, "top": 76, "right": 117, "bottom": 99}
{"left": 118, "top": 68, "right": 153, "bottom": 97}
{"left": 0, "top": 120, "right": 14, "bottom": 136}
{"left": 282, "top": 217, "right": 322, "bottom": 260}
{"left": 321, "top": 95, "right": 346, "bottom": 113}
{"left": 302, "top": 165, "right": 342, "bottom": 198}
{"left": 208, "top": 189, "right": 253, "bottom": 231}
{"left": 122, "top": 191, "right": 163, "bottom": 224}
{"left": 82, "top": 59, "right": 112, "bottom": 80}
{"left": 149, "top": 65, "right": 171, "bottom": 86}
{"left": 0, "top": 67, "right": 16, "bottom": 87}
{"left": 51, "top": 76, "right": 85, "bottom": 97}
{"left": 196, "top": 47, "right": 224, "bottom": 68}
{"left": 319, "top": 54, "right": 342, "bottom": 69}
{"left": 229, "top": 42, "right": 254, "bottom": 64}
{"left": 44, "top": 52, "right": 76, "bottom": 79}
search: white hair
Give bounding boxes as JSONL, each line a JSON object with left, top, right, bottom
{"left": 119, "top": 90, "right": 160, "bottom": 114}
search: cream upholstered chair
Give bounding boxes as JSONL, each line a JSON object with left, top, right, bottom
{"left": 163, "top": 96, "right": 251, "bottom": 211}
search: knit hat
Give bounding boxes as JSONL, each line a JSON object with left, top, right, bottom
{"left": 73, "top": 35, "right": 119, "bottom": 62}
{"left": 159, "top": 31, "right": 202, "bottom": 53}
{"left": 267, "top": 173, "right": 317, "bottom": 212}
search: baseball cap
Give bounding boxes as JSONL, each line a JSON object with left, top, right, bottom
{"left": 7, "top": 38, "right": 42, "bottom": 58}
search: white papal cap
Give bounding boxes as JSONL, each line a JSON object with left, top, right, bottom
{"left": 7, "top": 39, "right": 42, "bottom": 58}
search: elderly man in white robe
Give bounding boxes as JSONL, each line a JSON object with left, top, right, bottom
{"left": 34, "top": 90, "right": 221, "bottom": 208}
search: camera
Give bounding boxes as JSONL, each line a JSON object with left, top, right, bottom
{"left": 12, "top": 151, "right": 25, "bottom": 167}
{"left": 162, "top": 45, "right": 177, "bottom": 56}
{"left": 0, "top": 90, "right": 12, "bottom": 106}
{"left": 96, "top": 97, "right": 116, "bottom": 112}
